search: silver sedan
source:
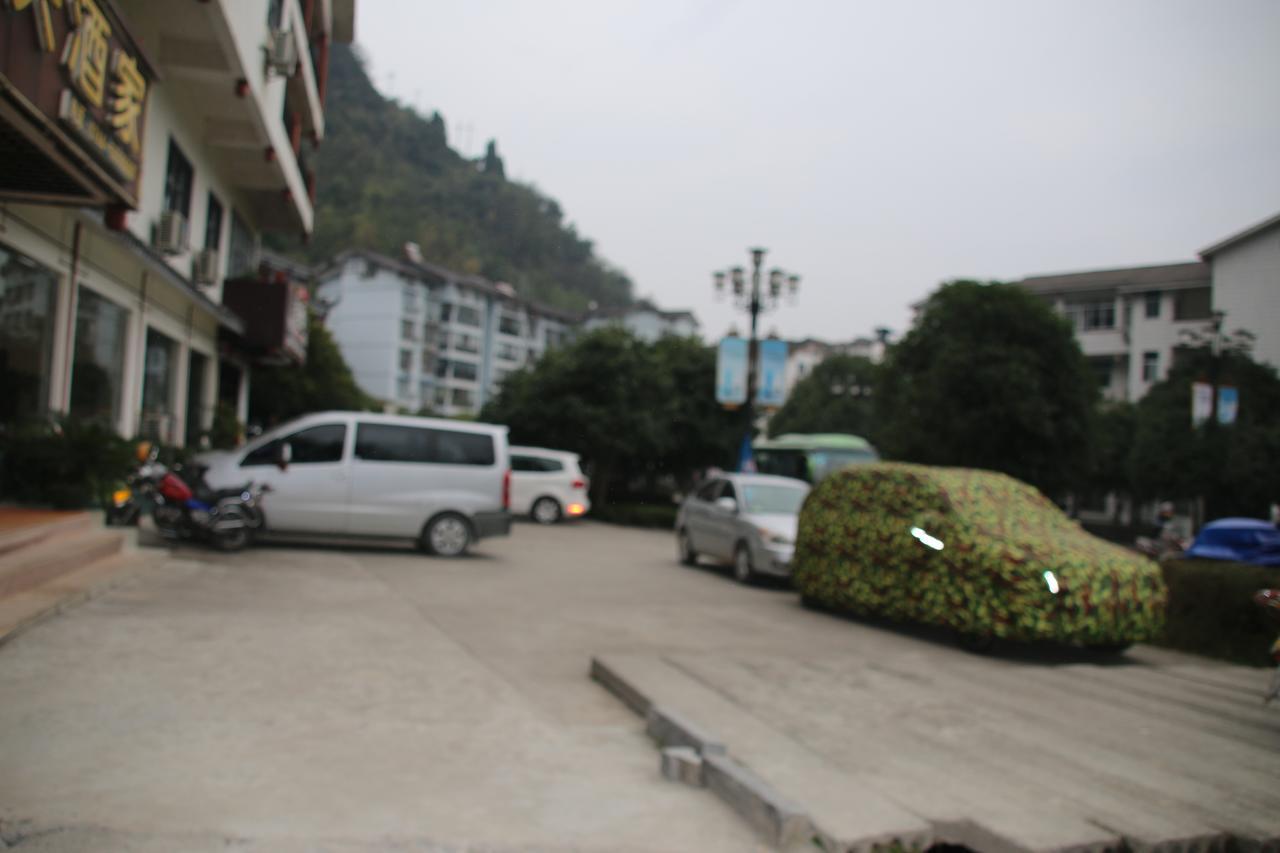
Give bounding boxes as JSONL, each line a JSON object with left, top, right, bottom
{"left": 675, "top": 473, "right": 810, "bottom": 583}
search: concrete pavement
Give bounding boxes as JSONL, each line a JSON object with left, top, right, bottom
{"left": 1, "top": 520, "right": 1277, "bottom": 851}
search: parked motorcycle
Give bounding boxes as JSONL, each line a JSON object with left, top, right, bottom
{"left": 123, "top": 446, "right": 268, "bottom": 551}
{"left": 1254, "top": 589, "right": 1280, "bottom": 705}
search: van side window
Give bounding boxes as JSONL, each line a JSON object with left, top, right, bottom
{"left": 240, "top": 424, "right": 346, "bottom": 466}
{"left": 435, "top": 429, "right": 495, "bottom": 465}
{"left": 536, "top": 457, "right": 564, "bottom": 472}
{"left": 354, "top": 423, "right": 495, "bottom": 466}
{"left": 354, "top": 424, "right": 432, "bottom": 462}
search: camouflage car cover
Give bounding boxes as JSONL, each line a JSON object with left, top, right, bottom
{"left": 792, "top": 463, "right": 1167, "bottom": 645}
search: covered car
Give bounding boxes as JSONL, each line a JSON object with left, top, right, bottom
{"left": 1183, "top": 518, "right": 1280, "bottom": 567}
{"left": 792, "top": 463, "right": 1167, "bottom": 647}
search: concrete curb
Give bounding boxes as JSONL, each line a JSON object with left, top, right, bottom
{"left": 0, "top": 545, "right": 163, "bottom": 649}
{"left": 645, "top": 705, "right": 726, "bottom": 756}
{"left": 702, "top": 752, "right": 812, "bottom": 849}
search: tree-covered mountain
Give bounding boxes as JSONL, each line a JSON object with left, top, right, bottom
{"left": 276, "top": 44, "right": 633, "bottom": 312}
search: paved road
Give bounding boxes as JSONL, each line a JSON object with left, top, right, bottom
{"left": 0, "top": 520, "right": 1276, "bottom": 851}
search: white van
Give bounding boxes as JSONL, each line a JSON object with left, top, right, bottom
{"left": 509, "top": 446, "right": 591, "bottom": 523}
{"left": 199, "top": 412, "right": 511, "bottom": 556}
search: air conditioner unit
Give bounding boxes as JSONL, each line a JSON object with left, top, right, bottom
{"left": 155, "top": 210, "right": 188, "bottom": 255}
{"left": 266, "top": 28, "right": 297, "bottom": 76}
{"left": 192, "top": 248, "right": 220, "bottom": 286}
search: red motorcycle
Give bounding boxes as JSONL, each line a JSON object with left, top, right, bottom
{"left": 1254, "top": 589, "right": 1280, "bottom": 705}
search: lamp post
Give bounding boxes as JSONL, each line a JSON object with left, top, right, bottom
{"left": 713, "top": 247, "right": 800, "bottom": 469}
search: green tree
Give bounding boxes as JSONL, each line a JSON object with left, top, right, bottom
{"left": 1130, "top": 345, "right": 1280, "bottom": 518}
{"left": 248, "top": 314, "right": 380, "bottom": 426}
{"left": 480, "top": 329, "right": 738, "bottom": 505}
{"left": 767, "top": 354, "right": 879, "bottom": 439}
{"left": 268, "top": 45, "right": 633, "bottom": 314}
{"left": 876, "top": 280, "right": 1097, "bottom": 496}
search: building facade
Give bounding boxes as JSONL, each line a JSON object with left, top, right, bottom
{"left": 1014, "top": 262, "right": 1215, "bottom": 403}
{"left": 782, "top": 335, "right": 887, "bottom": 400}
{"left": 579, "top": 302, "right": 699, "bottom": 342}
{"left": 0, "top": 0, "right": 353, "bottom": 445}
{"left": 1200, "top": 211, "right": 1280, "bottom": 371}
{"left": 316, "top": 250, "right": 575, "bottom": 418}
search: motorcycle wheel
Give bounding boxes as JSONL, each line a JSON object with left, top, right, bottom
{"left": 212, "top": 526, "right": 251, "bottom": 552}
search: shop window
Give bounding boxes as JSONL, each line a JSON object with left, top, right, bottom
{"left": 227, "top": 211, "right": 256, "bottom": 278}
{"left": 1144, "top": 291, "right": 1160, "bottom": 319}
{"left": 1143, "top": 351, "right": 1160, "bottom": 381}
{"left": 185, "top": 351, "right": 209, "bottom": 447}
{"left": 162, "top": 139, "right": 194, "bottom": 218}
{"left": 0, "top": 246, "right": 57, "bottom": 422}
{"left": 204, "top": 193, "right": 224, "bottom": 252}
{"left": 1174, "top": 287, "right": 1213, "bottom": 321}
{"left": 69, "top": 287, "right": 129, "bottom": 427}
{"left": 140, "top": 329, "right": 178, "bottom": 442}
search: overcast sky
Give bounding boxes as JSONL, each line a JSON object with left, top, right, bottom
{"left": 355, "top": 1, "right": 1280, "bottom": 342}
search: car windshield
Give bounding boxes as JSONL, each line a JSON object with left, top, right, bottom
{"left": 740, "top": 484, "right": 808, "bottom": 515}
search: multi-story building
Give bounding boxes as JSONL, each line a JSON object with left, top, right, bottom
{"left": 579, "top": 301, "right": 699, "bottom": 342}
{"left": 1015, "top": 262, "right": 1217, "bottom": 403}
{"left": 315, "top": 249, "right": 576, "bottom": 417}
{"left": 0, "top": 0, "right": 353, "bottom": 444}
{"left": 782, "top": 334, "right": 888, "bottom": 400}
{"left": 1200, "top": 210, "right": 1280, "bottom": 371}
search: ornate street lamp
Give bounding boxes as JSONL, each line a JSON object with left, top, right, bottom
{"left": 712, "top": 247, "right": 800, "bottom": 468}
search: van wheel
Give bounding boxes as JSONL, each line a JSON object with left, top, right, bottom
{"left": 531, "top": 497, "right": 562, "bottom": 525}
{"left": 424, "top": 514, "right": 471, "bottom": 557}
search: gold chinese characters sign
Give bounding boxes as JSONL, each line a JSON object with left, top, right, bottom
{"left": 1, "top": 0, "right": 154, "bottom": 206}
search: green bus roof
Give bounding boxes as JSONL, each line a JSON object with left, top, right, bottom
{"left": 754, "top": 433, "right": 876, "bottom": 452}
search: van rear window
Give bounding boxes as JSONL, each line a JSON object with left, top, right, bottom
{"left": 354, "top": 423, "right": 495, "bottom": 466}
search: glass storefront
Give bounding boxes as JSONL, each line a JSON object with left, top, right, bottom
{"left": 185, "top": 351, "right": 208, "bottom": 447}
{"left": 0, "top": 245, "right": 57, "bottom": 423}
{"left": 69, "top": 287, "right": 129, "bottom": 427}
{"left": 140, "top": 328, "right": 177, "bottom": 442}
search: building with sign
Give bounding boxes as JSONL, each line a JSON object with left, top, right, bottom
{"left": 315, "top": 249, "right": 577, "bottom": 418}
{"left": 0, "top": 0, "right": 354, "bottom": 444}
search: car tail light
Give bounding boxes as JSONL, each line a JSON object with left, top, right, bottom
{"left": 572, "top": 479, "right": 586, "bottom": 490}
{"left": 502, "top": 469, "right": 511, "bottom": 510}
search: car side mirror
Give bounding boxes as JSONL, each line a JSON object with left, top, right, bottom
{"left": 277, "top": 442, "right": 292, "bottom": 471}
{"left": 715, "top": 496, "right": 738, "bottom": 514}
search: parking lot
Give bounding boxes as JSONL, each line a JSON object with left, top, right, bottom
{"left": 0, "top": 520, "right": 1277, "bottom": 851}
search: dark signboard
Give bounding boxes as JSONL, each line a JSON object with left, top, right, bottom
{"left": 0, "top": 0, "right": 155, "bottom": 207}
{"left": 222, "top": 275, "right": 310, "bottom": 366}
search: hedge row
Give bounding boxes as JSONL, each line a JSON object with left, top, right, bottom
{"left": 1155, "top": 558, "right": 1280, "bottom": 666}
{"left": 591, "top": 501, "right": 678, "bottom": 529}
{"left": 0, "top": 419, "right": 134, "bottom": 509}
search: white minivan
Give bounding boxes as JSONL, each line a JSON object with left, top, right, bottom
{"left": 199, "top": 412, "right": 511, "bottom": 556}
{"left": 509, "top": 446, "right": 591, "bottom": 524}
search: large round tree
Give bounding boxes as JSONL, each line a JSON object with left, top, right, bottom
{"left": 876, "top": 280, "right": 1097, "bottom": 496}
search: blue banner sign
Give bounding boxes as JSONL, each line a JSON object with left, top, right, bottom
{"left": 1217, "top": 386, "right": 1238, "bottom": 425}
{"left": 716, "top": 337, "right": 748, "bottom": 405}
{"left": 756, "top": 339, "right": 789, "bottom": 407}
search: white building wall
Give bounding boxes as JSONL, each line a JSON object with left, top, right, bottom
{"left": 317, "top": 261, "right": 402, "bottom": 404}
{"left": 1210, "top": 226, "right": 1280, "bottom": 370}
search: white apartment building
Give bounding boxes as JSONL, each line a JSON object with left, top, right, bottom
{"left": 1015, "top": 262, "right": 1215, "bottom": 402}
{"left": 316, "top": 250, "right": 575, "bottom": 418}
{"left": 580, "top": 301, "right": 699, "bottom": 342}
{"left": 1200, "top": 210, "right": 1280, "bottom": 371}
{"left": 782, "top": 335, "right": 888, "bottom": 400}
{"left": 0, "top": 0, "right": 353, "bottom": 445}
